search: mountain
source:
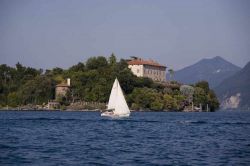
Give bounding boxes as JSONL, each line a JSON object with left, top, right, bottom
{"left": 214, "top": 61, "right": 250, "bottom": 109}
{"left": 172, "top": 56, "right": 241, "bottom": 88}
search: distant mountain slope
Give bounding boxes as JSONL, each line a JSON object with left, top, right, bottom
{"left": 173, "top": 56, "right": 241, "bottom": 88}
{"left": 214, "top": 61, "right": 250, "bottom": 109}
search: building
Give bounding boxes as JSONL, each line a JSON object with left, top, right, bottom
{"left": 55, "top": 78, "right": 71, "bottom": 99}
{"left": 127, "top": 57, "right": 167, "bottom": 82}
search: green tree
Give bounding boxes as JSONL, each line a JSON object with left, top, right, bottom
{"left": 68, "top": 62, "right": 85, "bottom": 72}
{"left": 18, "top": 76, "right": 55, "bottom": 105}
{"left": 195, "top": 81, "right": 209, "bottom": 94}
{"left": 150, "top": 101, "right": 164, "bottom": 111}
{"left": 163, "top": 94, "right": 178, "bottom": 111}
{"left": 173, "top": 94, "right": 186, "bottom": 111}
{"left": 207, "top": 90, "right": 220, "bottom": 111}
{"left": 128, "top": 87, "right": 164, "bottom": 111}
{"left": 193, "top": 87, "right": 207, "bottom": 107}
{"left": 86, "top": 56, "right": 108, "bottom": 70}
{"left": 109, "top": 53, "right": 117, "bottom": 65}
{"left": 7, "top": 92, "right": 20, "bottom": 107}
{"left": 193, "top": 81, "right": 220, "bottom": 111}
{"left": 180, "top": 85, "right": 194, "bottom": 103}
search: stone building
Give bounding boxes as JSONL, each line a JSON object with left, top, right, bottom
{"left": 47, "top": 100, "right": 60, "bottom": 109}
{"left": 127, "top": 58, "right": 167, "bottom": 82}
{"left": 55, "top": 78, "right": 71, "bottom": 100}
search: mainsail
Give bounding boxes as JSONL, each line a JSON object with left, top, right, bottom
{"left": 107, "top": 78, "right": 130, "bottom": 116}
{"left": 107, "top": 79, "right": 118, "bottom": 110}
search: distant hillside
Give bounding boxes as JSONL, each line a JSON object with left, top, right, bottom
{"left": 172, "top": 56, "right": 241, "bottom": 88}
{"left": 214, "top": 61, "right": 250, "bottom": 109}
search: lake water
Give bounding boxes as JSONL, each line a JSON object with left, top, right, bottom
{"left": 1, "top": 111, "right": 250, "bottom": 165}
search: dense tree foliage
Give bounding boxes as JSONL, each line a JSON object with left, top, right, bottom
{"left": 0, "top": 55, "right": 220, "bottom": 111}
{"left": 0, "top": 63, "right": 42, "bottom": 107}
{"left": 193, "top": 81, "right": 219, "bottom": 111}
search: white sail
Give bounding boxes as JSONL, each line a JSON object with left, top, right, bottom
{"left": 102, "top": 78, "right": 130, "bottom": 117}
{"left": 113, "top": 80, "right": 130, "bottom": 115}
{"left": 107, "top": 79, "right": 118, "bottom": 110}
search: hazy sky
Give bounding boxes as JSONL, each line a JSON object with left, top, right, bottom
{"left": 0, "top": 0, "right": 250, "bottom": 70}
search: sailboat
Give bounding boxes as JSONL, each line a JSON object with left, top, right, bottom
{"left": 101, "top": 78, "right": 130, "bottom": 118}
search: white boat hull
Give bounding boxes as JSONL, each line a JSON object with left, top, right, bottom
{"left": 101, "top": 111, "right": 130, "bottom": 118}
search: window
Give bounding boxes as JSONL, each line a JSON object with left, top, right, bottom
{"left": 137, "top": 69, "right": 139, "bottom": 73}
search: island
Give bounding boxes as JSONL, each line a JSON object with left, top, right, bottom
{"left": 0, "top": 54, "right": 219, "bottom": 112}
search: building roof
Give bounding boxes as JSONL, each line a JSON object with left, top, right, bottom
{"left": 56, "top": 83, "right": 70, "bottom": 87}
{"left": 127, "top": 58, "right": 166, "bottom": 68}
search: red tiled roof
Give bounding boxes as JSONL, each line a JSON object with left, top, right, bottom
{"left": 127, "top": 59, "right": 166, "bottom": 68}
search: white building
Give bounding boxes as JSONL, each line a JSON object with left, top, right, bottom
{"left": 127, "top": 58, "right": 167, "bottom": 82}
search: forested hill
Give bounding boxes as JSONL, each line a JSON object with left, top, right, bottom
{"left": 0, "top": 55, "right": 219, "bottom": 111}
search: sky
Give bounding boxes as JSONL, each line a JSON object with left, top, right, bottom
{"left": 0, "top": 0, "right": 250, "bottom": 70}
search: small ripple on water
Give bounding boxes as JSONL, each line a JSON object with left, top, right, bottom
{"left": 179, "top": 120, "right": 207, "bottom": 124}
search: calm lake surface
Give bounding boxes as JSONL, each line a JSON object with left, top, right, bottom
{"left": 1, "top": 110, "right": 250, "bottom": 165}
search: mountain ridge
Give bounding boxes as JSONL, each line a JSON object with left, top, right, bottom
{"left": 214, "top": 61, "right": 250, "bottom": 109}
{"left": 172, "top": 56, "right": 241, "bottom": 88}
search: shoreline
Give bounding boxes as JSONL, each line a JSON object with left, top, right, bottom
{"left": 0, "top": 109, "right": 99, "bottom": 112}
{"left": 0, "top": 109, "right": 216, "bottom": 112}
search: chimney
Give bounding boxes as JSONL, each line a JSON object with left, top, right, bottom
{"left": 67, "top": 78, "right": 71, "bottom": 86}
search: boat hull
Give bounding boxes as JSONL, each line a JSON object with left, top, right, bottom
{"left": 101, "top": 111, "right": 130, "bottom": 118}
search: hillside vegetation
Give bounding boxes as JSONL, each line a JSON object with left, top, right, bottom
{"left": 0, "top": 54, "right": 219, "bottom": 111}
